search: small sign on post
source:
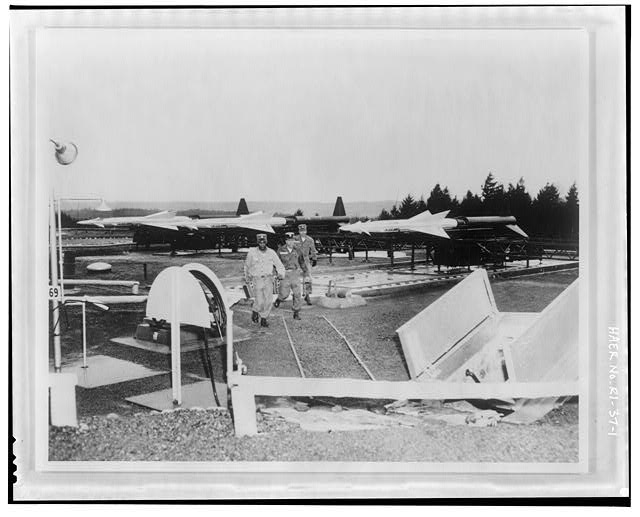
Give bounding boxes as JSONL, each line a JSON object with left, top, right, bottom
{"left": 48, "top": 284, "right": 61, "bottom": 300}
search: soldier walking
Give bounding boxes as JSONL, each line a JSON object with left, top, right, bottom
{"left": 244, "top": 234, "right": 285, "bottom": 328}
{"left": 296, "top": 223, "right": 318, "bottom": 305}
{"left": 273, "top": 232, "right": 308, "bottom": 319}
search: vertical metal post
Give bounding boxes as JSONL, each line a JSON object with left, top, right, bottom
{"left": 411, "top": 243, "right": 415, "bottom": 270}
{"left": 170, "top": 269, "right": 182, "bottom": 405}
{"left": 50, "top": 194, "right": 62, "bottom": 373}
{"left": 143, "top": 263, "right": 148, "bottom": 281}
{"left": 57, "top": 197, "right": 65, "bottom": 302}
{"left": 81, "top": 301, "right": 87, "bottom": 369}
{"left": 226, "top": 309, "right": 233, "bottom": 381}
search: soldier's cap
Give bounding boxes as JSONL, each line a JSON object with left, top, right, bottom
{"left": 285, "top": 232, "right": 295, "bottom": 240}
{"left": 256, "top": 234, "right": 267, "bottom": 242}
{"left": 298, "top": 224, "right": 307, "bottom": 231}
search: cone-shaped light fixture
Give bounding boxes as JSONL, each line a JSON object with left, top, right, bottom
{"left": 50, "top": 139, "right": 78, "bottom": 165}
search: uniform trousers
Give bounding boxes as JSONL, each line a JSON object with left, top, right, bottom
{"left": 279, "top": 269, "right": 302, "bottom": 311}
{"left": 302, "top": 267, "right": 313, "bottom": 295}
{"left": 250, "top": 275, "right": 274, "bottom": 318}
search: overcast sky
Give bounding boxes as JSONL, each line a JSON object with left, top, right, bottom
{"left": 37, "top": 27, "right": 587, "bottom": 204}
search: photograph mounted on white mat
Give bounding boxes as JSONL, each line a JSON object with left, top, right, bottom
{"left": 9, "top": 4, "right": 628, "bottom": 502}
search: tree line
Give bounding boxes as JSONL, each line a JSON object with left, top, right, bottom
{"left": 378, "top": 173, "right": 579, "bottom": 241}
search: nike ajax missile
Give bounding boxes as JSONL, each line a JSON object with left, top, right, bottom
{"left": 339, "top": 210, "right": 528, "bottom": 239}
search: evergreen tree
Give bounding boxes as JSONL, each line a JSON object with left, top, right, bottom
{"left": 566, "top": 182, "right": 579, "bottom": 205}
{"left": 506, "top": 177, "right": 532, "bottom": 232}
{"left": 449, "top": 195, "right": 460, "bottom": 216}
{"left": 399, "top": 194, "right": 420, "bottom": 218}
{"left": 416, "top": 196, "right": 427, "bottom": 213}
{"left": 481, "top": 172, "right": 507, "bottom": 215}
{"left": 390, "top": 204, "right": 400, "bottom": 219}
{"left": 564, "top": 182, "right": 579, "bottom": 240}
{"left": 294, "top": 208, "right": 304, "bottom": 216}
{"left": 481, "top": 172, "right": 499, "bottom": 199}
{"left": 378, "top": 208, "right": 392, "bottom": 220}
{"left": 459, "top": 190, "right": 483, "bottom": 216}
{"left": 426, "top": 184, "right": 454, "bottom": 214}
{"left": 532, "top": 183, "right": 562, "bottom": 237}
{"left": 60, "top": 211, "right": 77, "bottom": 228}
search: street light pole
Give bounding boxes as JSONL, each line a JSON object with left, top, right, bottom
{"left": 50, "top": 139, "right": 79, "bottom": 372}
{"left": 50, "top": 192, "right": 62, "bottom": 372}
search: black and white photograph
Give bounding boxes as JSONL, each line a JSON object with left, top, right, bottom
{"left": 9, "top": 5, "right": 629, "bottom": 501}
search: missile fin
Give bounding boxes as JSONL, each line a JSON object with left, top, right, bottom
{"left": 143, "top": 223, "right": 180, "bottom": 231}
{"left": 431, "top": 210, "right": 451, "bottom": 219}
{"left": 239, "top": 211, "right": 265, "bottom": 219}
{"left": 239, "top": 223, "right": 276, "bottom": 233}
{"left": 413, "top": 226, "right": 451, "bottom": 239}
{"left": 144, "top": 210, "right": 176, "bottom": 219}
{"left": 408, "top": 210, "right": 433, "bottom": 221}
{"left": 506, "top": 224, "right": 529, "bottom": 238}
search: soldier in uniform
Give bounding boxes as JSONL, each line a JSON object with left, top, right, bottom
{"left": 296, "top": 223, "right": 318, "bottom": 305}
{"left": 273, "top": 232, "right": 308, "bottom": 319}
{"left": 243, "top": 233, "right": 285, "bottom": 327}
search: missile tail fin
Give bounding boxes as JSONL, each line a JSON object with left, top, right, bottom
{"left": 236, "top": 198, "right": 249, "bottom": 216}
{"left": 408, "top": 210, "right": 433, "bottom": 221}
{"left": 506, "top": 224, "right": 529, "bottom": 238}
{"left": 240, "top": 223, "right": 275, "bottom": 233}
{"left": 413, "top": 226, "right": 451, "bottom": 239}
{"left": 143, "top": 223, "right": 179, "bottom": 231}
{"left": 144, "top": 210, "right": 176, "bottom": 219}
{"left": 239, "top": 211, "right": 265, "bottom": 219}
{"left": 431, "top": 210, "right": 450, "bottom": 219}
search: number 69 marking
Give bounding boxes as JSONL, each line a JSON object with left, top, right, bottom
{"left": 48, "top": 286, "right": 60, "bottom": 300}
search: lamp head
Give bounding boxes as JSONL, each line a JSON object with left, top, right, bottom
{"left": 50, "top": 139, "right": 78, "bottom": 165}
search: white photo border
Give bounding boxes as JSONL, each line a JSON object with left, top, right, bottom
{"left": 10, "top": 5, "right": 628, "bottom": 500}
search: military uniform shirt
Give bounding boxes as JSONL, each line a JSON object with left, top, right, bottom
{"left": 297, "top": 235, "right": 318, "bottom": 264}
{"left": 244, "top": 247, "right": 285, "bottom": 279}
{"left": 277, "top": 245, "right": 308, "bottom": 272}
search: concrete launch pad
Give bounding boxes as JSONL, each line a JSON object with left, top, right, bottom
{"left": 308, "top": 259, "right": 577, "bottom": 297}
{"left": 126, "top": 380, "right": 228, "bottom": 410}
{"left": 52, "top": 355, "right": 167, "bottom": 389}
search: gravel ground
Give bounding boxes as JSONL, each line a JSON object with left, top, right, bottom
{"left": 50, "top": 257, "right": 579, "bottom": 462}
{"left": 49, "top": 401, "right": 578, "bottom": 462}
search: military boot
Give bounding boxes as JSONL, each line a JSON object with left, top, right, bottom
{"left": 273, "top": 298, "right": 281, "bottom": 308}
{"left": 293, "top": 310, "right": 300, "bottom": 320}
{"left": 251, "top": 311, "right": 259, "bottom": 323}
{"left": 260, "top": 318, "right": 269, "bottom": 327}
{"left": 304, "top": 294, "right": 312, "bottom": 306}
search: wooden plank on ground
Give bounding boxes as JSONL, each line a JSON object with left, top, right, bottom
{"left": 231, "top": 374, "right": 578, "bottom": 400}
